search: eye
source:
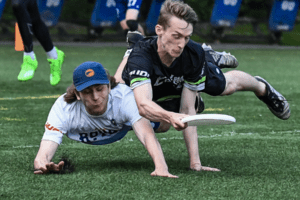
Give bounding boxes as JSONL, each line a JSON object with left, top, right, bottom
{"left": 173, "top": 35, "right": 180, "bottom": 39}
{"left": 82, "top": 89, "right": 91, "bottom": 94}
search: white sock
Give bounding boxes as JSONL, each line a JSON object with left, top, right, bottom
{"left": 24, "top": 51, "right": 35, "bottom": 60}
{"left": 46, "top": 47, "right": 58, "bottom": 59}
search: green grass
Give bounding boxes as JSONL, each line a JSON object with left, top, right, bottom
{"left": 0, "top": 45, "right": 300, "bottom": 199}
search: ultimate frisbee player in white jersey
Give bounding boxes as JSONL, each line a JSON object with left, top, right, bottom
{"left": 34, "top": 61, "right": 177, "bottom": 178}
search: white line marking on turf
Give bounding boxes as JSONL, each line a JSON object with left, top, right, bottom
{"left": 0, "top": 95, "right": 60, "bottom": 101}
{"left": 10, "top": 130, "right": 300, "bottom": 149}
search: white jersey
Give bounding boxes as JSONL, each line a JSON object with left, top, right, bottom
{"left": 42, "top": 84, "right": 141, "bottom": 145}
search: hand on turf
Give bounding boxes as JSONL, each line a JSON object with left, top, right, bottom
{"left": 34, "top": 161, "right": 64, "bottom": 174}
{"left": 151, "top": 170, "right": 178, "bottom": 178}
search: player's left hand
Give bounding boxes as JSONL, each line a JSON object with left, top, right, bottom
{"left": 34, "top": 161, "right": 64, "bottom": 174}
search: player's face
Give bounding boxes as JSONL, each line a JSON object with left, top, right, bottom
{"left": 77, "top": 84, "right": 110, "bottom": 116}
{"left": 156, "top": 16, "right": 193, "bottom": 59}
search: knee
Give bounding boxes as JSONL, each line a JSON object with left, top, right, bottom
{"left": 222, "top": 71, "right": 238, "bottom": 95}
{"left": 155, "top": 122, "right": 171, "bottom": 133}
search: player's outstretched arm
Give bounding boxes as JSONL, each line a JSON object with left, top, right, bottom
{"left": 132, "top": 118, "right": 178, "bottom": 178}
{"left": 180, "top": 87, "right": 221, "bottom": 172}
{"left": 133, "top": 83, "right": 188, "bottom": 131}
{"left": 34, "top": 140, "right": 64, "bottom": 174}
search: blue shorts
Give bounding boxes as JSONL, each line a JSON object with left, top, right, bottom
{"left": 116, "top": 0, "right": 143, "bottom": 21}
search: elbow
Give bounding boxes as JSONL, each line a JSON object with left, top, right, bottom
{"left": 137, "top": 103, "right": 148, "bottom": 118}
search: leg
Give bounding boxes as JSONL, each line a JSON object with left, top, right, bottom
{"left": 114, "top": 31, "right": 144, "bottom": 83}
{"left": 12, "top": 0, "right": 38, "bottom": 81}
{"left": 222, "top": 70, "right": 290, "bottom": 120}
{"left": 12, "top": 0, "right": 34, "bottom": 52}
{"left": 221, "top": 70, "right": 266, "bottom": 96}
{"left": 27, "top": 0, "right": 64, "bottom": 86}
{"left": 202, "top": 43, "right": 239, "bottom": 69}
{"left": 27, "top": 0, "right": 54, "bottom": 52}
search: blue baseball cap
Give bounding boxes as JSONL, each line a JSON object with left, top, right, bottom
{"left": 73, "top": 61, "right": 109, "bottom": 92}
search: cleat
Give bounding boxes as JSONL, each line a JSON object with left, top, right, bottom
{"left": 126, "top": 31, "right": 145, "bottom": 49}
{"left": 196, "top": 93, "right": 205, "bottom": 114}
{"left": 255, "top": 76, "right": 290, "bottom": 120}
{"left": 18, "top": 55, "right": 38, "bottom": 81}
{"left": 202, "top": 43, "right": 239, "bottom": 69}
{"left": 48, "top": 47, "right": 65, "bottom": 86}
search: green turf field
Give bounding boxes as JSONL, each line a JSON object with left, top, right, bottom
{"left": 0, "top": 45, "right": 299, "bottom": 199}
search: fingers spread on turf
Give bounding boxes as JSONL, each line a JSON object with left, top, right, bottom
{"left": 201, "top": 166, "right": 221, "bottom": 172}
{"left": 58, "top": 161, "right": 64, "bottom": 171}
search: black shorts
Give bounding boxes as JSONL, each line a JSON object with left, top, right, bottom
{"left": 202, "top": 62, "right": 226, "bottom": 96}
{"left": 156, "top": 96, "right": 200, "bottom": 113}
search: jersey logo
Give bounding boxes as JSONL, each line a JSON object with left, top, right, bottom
{"left": 85, "top": 69, "right": 95, "bottom": 77}
{"left": 153, "top": 75, "right": 184, "bottom": 88}
{"left": 45, "top": 122, "right": 62, "bottom": 133}
{"left": 129, "top": 70, "right": 149, "bottom": 77}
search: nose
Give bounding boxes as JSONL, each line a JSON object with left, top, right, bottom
{"left": 91, "top": 90, "right": 100, "bottom": 101}
{"left": 178, "top": 38, "right": 186, "bottom": 49}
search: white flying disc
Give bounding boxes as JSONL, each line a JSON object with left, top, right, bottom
{"left": 181, "top": 114, "right": 236, "bottom": 126}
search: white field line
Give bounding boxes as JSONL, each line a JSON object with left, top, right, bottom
{"left": 0, "top": 95, "right": 60, "bottom": 101}
{"left": 11, "top": 129, "right": 300, "bottom": 149}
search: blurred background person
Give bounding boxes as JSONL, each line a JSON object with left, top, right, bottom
{"left": 116, "top": 0, "right": 145, "bottom": 35}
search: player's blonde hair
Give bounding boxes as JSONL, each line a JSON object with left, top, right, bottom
{"left": 64, "top": 68, "right": 118, "bottom": 104}
{"left": 157, "top": 0, "right": 198, "bottom": 30}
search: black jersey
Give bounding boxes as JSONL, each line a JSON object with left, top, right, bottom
{"left": 122, "top": 37, "right": 207, "bottom": 102}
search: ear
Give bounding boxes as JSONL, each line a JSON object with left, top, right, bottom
{"left": 155, "top": 24, "right": 163, "bottom": 36}
{"left": 74, "top": 90, "right": 81, "bottom": 100}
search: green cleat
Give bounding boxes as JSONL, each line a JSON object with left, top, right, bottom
{"left": 17, "top": 55, "right": 38, "bottom": 81}
{"left": 48, "top": 47, "right": 65, "bottom": 86}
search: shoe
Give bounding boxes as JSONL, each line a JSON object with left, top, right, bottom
{"left": 17, "top": 55, "right": 38, "bottom": 81}
{"left": 255, "top": 76, "right": 290, "bottom": 120}
{"left": 126, "top": 31, "right": 145, "bottom": 49}
{"left": 196, "top": 93, "right": 205, "bottom": 113}
{"left": 202, "top": 43, "right": 239, "bottom": 69}
{"left": 48, "top": 47, "right": 65, "bottom": 86}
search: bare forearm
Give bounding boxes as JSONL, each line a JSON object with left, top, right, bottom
{"left": 144, "top": 136, "right": 169, "bottom": 171}
{"left": 182, "top": 126, "right": 201, "bottom": 167}
{"left": 34, "top": 140, "right": 58, "bottom": 170}
{"left": 139, "top": 100, "right": 173, "bottom": 124}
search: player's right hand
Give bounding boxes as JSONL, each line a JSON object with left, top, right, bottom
{"left": 169, "top": 113, "right": 189, "bottom": 131}
{"left": 34, "top": 161, "right": 64, "bottom": 174}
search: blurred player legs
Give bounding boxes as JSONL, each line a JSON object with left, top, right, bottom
{"left": 12, "top": 0, "right": 64, "bottom": 85}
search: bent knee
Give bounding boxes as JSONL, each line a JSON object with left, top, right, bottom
{"left": 222, "top": 71, "right": 238, "bottom": 95}
{"left": 155, "top": 122, "right": 171, "bottom": 133}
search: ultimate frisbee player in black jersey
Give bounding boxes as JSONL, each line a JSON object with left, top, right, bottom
{"left": 117, "top": 0, "right": 290, "bottom": 172}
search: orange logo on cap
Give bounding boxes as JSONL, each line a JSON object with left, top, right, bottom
{"left": 85, "top": 69, "right": 95, "bottom": 77}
